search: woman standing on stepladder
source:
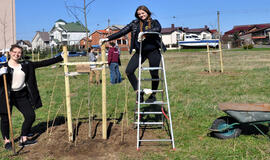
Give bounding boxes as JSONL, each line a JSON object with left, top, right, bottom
{"left": 0, "top": 44, "right": 63, "bottom": 150}
{"left": 100, "top": 5, "right": 166, "bottom": 103}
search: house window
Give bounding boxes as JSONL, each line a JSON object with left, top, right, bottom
{"left": 203, "top": 34, "right": 206, "bottom": 39}
{"left": 176, "top": 34, "right": 180, "bottom": 41}
{"left": 117, "top": 39, "right": 121, "bottom": 45}
{"left": 123, "top": 40, "right": 127, "bottom": 44}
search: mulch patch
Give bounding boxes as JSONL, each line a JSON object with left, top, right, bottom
{"left": 17, "top": 120, "right": 169, "bottom": 160}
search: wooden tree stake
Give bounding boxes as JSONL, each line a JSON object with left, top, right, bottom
{"left": 32, "top": 50, "right": 34, "bottom": 61}
{"left": 219, "top": 40, "right": 224, "bottom": 72}
{"left": 101, "top": 44, "right": 107, "bottom": 139}
{"left": 207, "top": 43, "right": 211, "bottom": 73}
{"left": 63, "top": 46, "right": 73, "bottom": 142}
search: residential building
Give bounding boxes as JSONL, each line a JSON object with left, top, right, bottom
{"left": 49, "top": 19, "right": 88, "bottom": 46}
{"left": 88, "top": 25, "right": 130, "bottom": 51}
{"left": 17, "top": 40, "right": 32, "bottom": 50}
{"left": 161, "top": 24, "right": 215, "bottom": 49}
{"left": 79, "top": 37, "right": 91, "bottom": 49}
{"left": 161, "top": 24, "right": 184, "bottom": 48}
{"left": 246, "top": 27, "right": 270, "bottom": 45}
{"left": 32, "top": 31, "right": 50, "bottom": 50}
{"left": 183, "top": 25, "right": 213, "bottom": 40}
{"left": 0, "top": 0, "right": 16, "bottom": 51}
{"left": 210, "top": 29, "right": 219, "bottom": 39}
{"left": 223, "top": 23, "right": 270, "bottom": 46}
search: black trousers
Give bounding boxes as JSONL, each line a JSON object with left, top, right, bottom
{"left": 125, "top": 49, "right": 161, "bottom": 91}
{"left": 0, "top": 88, "right": 35, "bottom": 139}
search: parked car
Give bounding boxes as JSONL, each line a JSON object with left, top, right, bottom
{"left": 70, "top": 51, "right": 87, "bottom": 57}
{"left": 54, "top": 51, "right": 87, "bottom": 57}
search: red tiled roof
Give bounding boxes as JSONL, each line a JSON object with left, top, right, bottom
{"left": 97, "top": 30, "right": 108, "bottom": 33}
{"left": 210, "top": 29, "right": 218, "bottom": 33}
{"left": 161, "top": 24, "right": 183, "bottom": 34}
{"left": 161, "top": 27, "right": 182, "bottom": 34}
{"left": 183, "top": 27, "right": 209, "bottom": 33}
{"left": 225, "top": 23, "right": 270, "bottom": 35}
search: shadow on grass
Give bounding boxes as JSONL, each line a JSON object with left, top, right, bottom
{"left": 209, "top": 123, "right": 270, "bottom": 139}
{"left": 240, "top": 124, "right": 269, "bottom": 137}
{"left": 13, "top": 116, "right": 66, "bottom": 154}
{"left": 14, "top": 116, "right": 66, "bottom": 143}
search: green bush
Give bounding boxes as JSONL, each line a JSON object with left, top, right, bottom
{"left": 243, "top": 44, "right": 254, "bottom": 50}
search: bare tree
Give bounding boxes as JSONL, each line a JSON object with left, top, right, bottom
{"left": 65, "top": 0, "right": 97, "bottom": 51}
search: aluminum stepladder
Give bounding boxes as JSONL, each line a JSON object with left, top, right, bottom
{"left": 135, "top": 32, "right": 175, "bottom": 150}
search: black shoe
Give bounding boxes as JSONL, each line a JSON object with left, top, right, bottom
{"left": 4, "top": 142, "right": 12, "bottom": 150}
{"left": 145, "top": 94, "right": 156, "bottom": 103}
{"left": 136, "top": 91, "right": 144, "bottom": 103}
{"left": 19, "top": 139, "right": 37, "bottom": 147}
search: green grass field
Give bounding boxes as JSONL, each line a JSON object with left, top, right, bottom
{"left": 1, "top": 49, "right": 270, "bottom": 159}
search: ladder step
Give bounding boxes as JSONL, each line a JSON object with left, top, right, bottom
{"left": 142, "top": 67, "right": 163, "bottom": 71}
{"left": 135, "top": 112, "right": 163, "bottom": 115}
{"left": 139, "top": 89, "right": 163, "bottom": 93}
{"left": 141, "top": 78, "right": 163, "bottom": 81}
{"left": 139, "top": 139, "right": 172, "bottom": 142}
{"left": 134, "top": 122, "right": 163, "bottom": 125}
{"left": 140, "top": 101, "right": 167, "bottom": 105}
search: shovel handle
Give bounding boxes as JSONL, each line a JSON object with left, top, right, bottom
{"left": 3, "top": 74, "right": 16, "bottom": 154}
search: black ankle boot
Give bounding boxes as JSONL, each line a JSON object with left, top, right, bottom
{"left": 146, "top": 93, "right": 156, "bottom": 103}
{"left": 136, "top": 91, "right": 144, "bottom": 103}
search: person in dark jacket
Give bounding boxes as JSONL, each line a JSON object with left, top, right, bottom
{"left": 108, "top": 42, "right": 122, "bottom": 84}
{"left": 0, "top": 52, "right": 7, "bottom": 62}
{"left": 88, "top": 47, "right": 100, "bottom": 85}
{"left": 0, "top": 44, "right": 63, "bottom": 149}
{"left": 100, "top": 5, "right": 165, "bottom": 103}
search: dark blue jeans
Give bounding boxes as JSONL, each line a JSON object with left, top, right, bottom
{"left": 109, "top": 63, "right": 122, "bottom": 84}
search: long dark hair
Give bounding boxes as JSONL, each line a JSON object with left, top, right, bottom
{"left": 135, "top": 5, "right": 152, "bottom": 32}
{"left": 135, "top": 5, "right": 152, "bottom": 20}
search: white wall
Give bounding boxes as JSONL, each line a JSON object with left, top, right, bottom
{"left": 50, "top": 28, "right": 86, "bottom": 46}
{"left": 0, "top": 0, "right": 16, "bottom": 50}
{"left": 162, "top": 31, "right": 184, "bottom": 47}
{"left": 68, "top": 32, "right": 86, "bottom": 45}
{"left": 199, "top": 31, "right": 212, "bottom": 39}
{"left": 32, "top": 34, "right": 49, "bottom": 50}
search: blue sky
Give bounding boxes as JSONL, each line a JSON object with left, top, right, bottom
{"left": 16, "top": 0, "right": 270, "bottom": 41}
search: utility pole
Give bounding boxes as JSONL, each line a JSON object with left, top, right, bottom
{"left": 84, "top": 0, "right": 89, "bottom": 51}
{"left": 108, "top": 18, "right": 111, "bottom": 36}
{"left": 217, "top": 11, "right": 220, "bottom": 40}
{"left": 108, "top": 19, "right": 110, "bottom": 28}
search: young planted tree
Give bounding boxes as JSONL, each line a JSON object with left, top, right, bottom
{"left": 65, "top": 0, "right": 97, "bottom": 51}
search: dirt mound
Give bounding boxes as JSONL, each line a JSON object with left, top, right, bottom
{"left": 18, "top": 120, "right": 168, "bottom": 160}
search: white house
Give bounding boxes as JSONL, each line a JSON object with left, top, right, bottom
{"left": 161, "top": 24, "right": 184, "bottom": 48}
{"left": 49, "top": 19, "right": 88, "bottom": 46}
{"left": 17, "top": 40, "right": 32, "bottom": 50}
{"left": 31, "top": 31, "right": 50, "bottom": 50}
{"left": 161, "top": 24, "right": 215, "bottom": 49}
{"left": 183, "top": 26, "right": 213, "bottom": 40}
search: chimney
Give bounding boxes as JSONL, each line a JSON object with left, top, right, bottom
{"left": 171, "top": 24, "right": 175, "bottom": 29}
{"left": 204, "top": 25, "right": 208, "bottom": 29}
